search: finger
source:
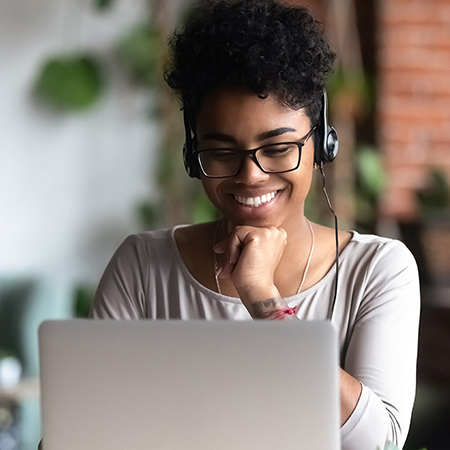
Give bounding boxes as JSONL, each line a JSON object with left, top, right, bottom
{"left": 219, "top": 234, "right": 241, "bottom": 278}
{"left": 213, "top": 236, "right": 233, "bottom": 278}
{"left": 228, "top": 232, "right": 243, "bottom": 265}
{"left": 218, "top": 260, "right": 235, "bottom": 279}
{"left": 218, "top": 232, "right": 244, "bottom": 278}
{"left": 213, "top": 239, "right": 227, "bottom": 254}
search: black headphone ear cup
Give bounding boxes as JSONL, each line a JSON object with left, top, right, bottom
{"left": 183, "top": 144, "right": 201, "bottom": 179}
{"left": 183, "top": 110, "right": 201, "bottom": 179}
{"left": 313, "top": 92, "right": 338, "bottom": 165}
{"left": 313, "top": 126, "right": 323, "bottom": 165}
{"left": 183, "top": 144, "right": 192, "bottom": 176}
{"left": 325, "top": 126, "right": 338, "bottom": 163}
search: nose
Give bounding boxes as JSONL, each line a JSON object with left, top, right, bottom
{"left": 233, "top": 154, "right": 270, "bottom": 185}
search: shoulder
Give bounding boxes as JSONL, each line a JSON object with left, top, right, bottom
{"left": 120, "top": 227, "right": 179, "bottom": 254}
{"left": 340, "top": 232, "right": 420, "bottom": 299}
{"left": 131, "top": 227, "right": 176, "bottom": 246}
{"left": 92, "top": 226, "right": 183, "bottom": 319}
{"left": 343, "top": 232, "right": 420, "bottom": 307}
{"left": 346, "top": 232, "right": 417, "bottom": 270}
{"left": 104, "top": 227, "right": 183, "bottom": 277}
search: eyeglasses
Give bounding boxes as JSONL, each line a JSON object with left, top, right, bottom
{"left": 196, "top": 126, "right": 316, "bottom": 178}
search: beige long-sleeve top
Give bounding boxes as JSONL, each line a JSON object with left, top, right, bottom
{"left": 92, "top": 226, "right": 420, "bottom": 450}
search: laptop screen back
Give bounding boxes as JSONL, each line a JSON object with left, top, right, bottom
{"left": 39, "top": 320, "right": 340, "bottom": 450}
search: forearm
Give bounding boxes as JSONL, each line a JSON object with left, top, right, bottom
{"left": 340, "top": 368, "right": 362, "bottom": 426}
{"left": 242, "top": 287, "right": 362, "bottom": 426}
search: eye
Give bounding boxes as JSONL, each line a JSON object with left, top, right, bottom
{"left": 208, "top": 149, "right": 237, "bottom": 161}
{"left": 260, "top": 144, "right": 296, "bottom": 158}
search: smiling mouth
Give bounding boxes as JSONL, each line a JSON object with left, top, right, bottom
{"left": 233, "top": 191, "right": 278, "bottom": 207}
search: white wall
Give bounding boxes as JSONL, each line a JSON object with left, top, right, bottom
{"left": 0, "top": 0, "right": 160, "bottom": 284}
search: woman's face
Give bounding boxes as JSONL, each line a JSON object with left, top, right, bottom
{"left": 196, "top": 87, "right": 315, "bottom": 231}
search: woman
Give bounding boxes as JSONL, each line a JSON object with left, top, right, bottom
{"left": 92, "top": 1, "right": 420, "bottom": 449}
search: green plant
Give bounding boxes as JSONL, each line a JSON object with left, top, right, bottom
{"left": 74, "top": 285, "right": 96, "bottom": 318}
{"left": 328, "top": 67, "right": 374, "bottom": 120}
{"left": 354, "top": 145, "right": 387, "bottom": 233}
{"left": 117, "top": 24, "right": 159, "bottom": 86}
{"left": 416, "top": 167, "right": 450, "bottom": 214}
{"left": 0, "top": 348, "right": 17, "bottom": 360}
{"left": 32, "top": 2, "right": 212, "bottom": 229}
{"left": 35, "top": 54, "right": 103, "bottom": 110}
{"left": 95, "top": 0, "right": 114, "bottom": 10}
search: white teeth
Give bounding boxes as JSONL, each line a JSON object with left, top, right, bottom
{"left": 234, "top": 191, "right": 277, "bottom": 207}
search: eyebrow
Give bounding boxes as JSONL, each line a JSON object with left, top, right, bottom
{"left": 201, "top": 127, "right": 297, "bottom": 143}
{"left": 259, "top": 127, "right": 297, "bottom": 141}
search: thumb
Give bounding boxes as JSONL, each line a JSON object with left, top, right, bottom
{"left": 213, "top": 238, "right": 227, "bottom": 254}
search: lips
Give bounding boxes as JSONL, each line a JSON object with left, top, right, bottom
{"left": 233, "top": 190, "right": 278, "bottom": 207}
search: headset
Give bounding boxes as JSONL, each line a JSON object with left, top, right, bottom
{"left": 313, "top": 91, "right": 339, "bottom": 167}
{"left": 183, "top": 107, "right": 201, "bottom": 179}
{"left": 182, "top": 91, "right": 338, "bottom": 179}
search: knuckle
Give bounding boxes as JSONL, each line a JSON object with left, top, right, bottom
{"left": 252, "top": 234, "right": 261, "bottom": 244}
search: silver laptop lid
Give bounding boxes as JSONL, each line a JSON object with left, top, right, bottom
{"left": 39, "top": 320, "right": 340, "bottom": 450}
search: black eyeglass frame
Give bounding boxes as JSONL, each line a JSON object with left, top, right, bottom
{"left": 195, "top": 126, "right": 317, "bottom": 178}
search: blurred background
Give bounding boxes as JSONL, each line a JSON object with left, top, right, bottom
{"left": 0, "top": 0, "right": 449, "bottom": 449}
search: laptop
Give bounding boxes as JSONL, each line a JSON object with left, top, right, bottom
{"left": 39, "top": 319, "right": 340, "bottom": 450}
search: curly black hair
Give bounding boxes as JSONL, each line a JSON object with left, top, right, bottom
{"left": 164, "top": 0, "right": 336, "bottom": 124}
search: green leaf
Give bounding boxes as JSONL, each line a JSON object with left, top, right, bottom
{"left": 117, "top": 24, "right": 159, "bottom": 86}
{"left": 74, "top": 284, "right": 96, "bottom": 318}
{"left": 417, "top": 168, "right": 450, "bottom": 211}
{"left": 0, "top": 348, "right": 18, "bottom": 359}
{"left": 327, "top": 67, "right": 374, "bottom": 118}
{"left": 94, "top": 0, "right": 114, "bottom": 10}
{"left": 137, "top": 201, "right": 160, "bottom": 229}
{"left": 357, "top": 145, "right": 386, "bottom": 198}
{"left": 383, "top": 443, "right": 400, "bottom": 450}
{"left": 35, "top": 54, "right": 103, "bottom": 110}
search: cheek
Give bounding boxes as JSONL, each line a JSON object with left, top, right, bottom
{"left": 289, "top": 171, "right": 313, "bottom": 199}
{"left": 304, "top": 172, "right": 314, "bottom": 197}
{"left": 201, "top": 178, "right": 222, "bottom": 207}
{"left": 295, "top": 149, "right": 314, "bottom": 193}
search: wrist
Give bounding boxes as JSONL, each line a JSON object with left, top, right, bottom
{"left": 237, "top": 285, "right": 280, "bottom": 309}
{"left": 250, "top": 295, "right": 286, "bottom": 319}
{"left": 257, "top": 305, "right": 299, "bottom": 320}
{"left": 237, "top": 286, "right": 299, "bottom": 320}
{"left": 248, "top": 295, "right": 299, "bottom": 320}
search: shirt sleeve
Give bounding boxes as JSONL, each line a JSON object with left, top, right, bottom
{"left": 91, "top": 234, "right": 149, "bottom": 319}
{"left": 341, "top": 240, "right": 420, "bottom": 450}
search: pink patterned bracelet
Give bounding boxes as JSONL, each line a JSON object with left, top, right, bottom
{"left": 259, "top": 306, "right": 299, "bottom": 320}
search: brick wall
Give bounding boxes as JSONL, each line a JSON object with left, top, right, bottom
{"left": 303, "top": 0, "right": 450, "bottom": 222}
{"left": 377, "top": 0, "right": 450, "bottom": 221}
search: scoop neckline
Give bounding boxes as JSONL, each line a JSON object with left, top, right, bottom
{"left": 168, "top": 224, "right": 357, "bottom": 305}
